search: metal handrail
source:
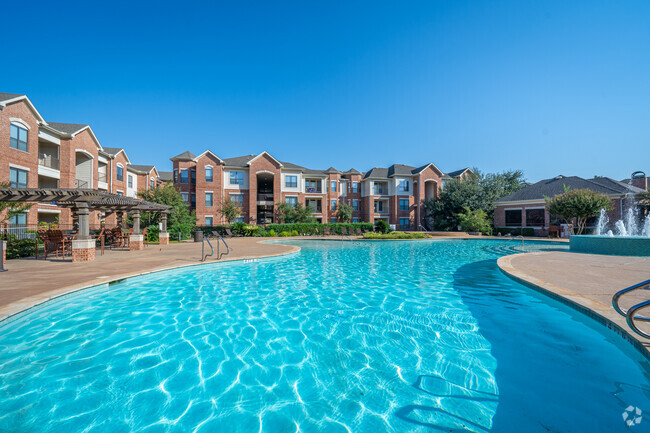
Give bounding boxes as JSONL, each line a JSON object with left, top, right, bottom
{"left": 626, "top": 300, "right": 650, "bottom": 338}
{"left": 612, "top": 279, "right": 650, "bottom": 320}
{"left": 201, "top": 236, "right": 214, "bottom": 262}
{"left": 215, "top": 232, "right": 230, "bottom": 260}
{"left": 495, "top": 234, "right": 525, "bottom": 248}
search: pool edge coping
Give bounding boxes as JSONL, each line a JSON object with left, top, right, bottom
{"left": 0, "top": 241, "right": 301, "bottom": 326}
{"left": 497, "top": 252, "right": 650, "bottom": 359}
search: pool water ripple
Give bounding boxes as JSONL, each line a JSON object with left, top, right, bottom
{"left": 0, "top": 240, "right": 648, "bottom": 433}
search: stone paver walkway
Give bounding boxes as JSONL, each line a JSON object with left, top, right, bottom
{"left": 498, "top": 251, "right": 650, "bottom": 353}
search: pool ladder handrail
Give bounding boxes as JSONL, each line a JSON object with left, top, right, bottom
{"left": 201, "top": 236, "right": 214, "bottom": 262}
{"left": 214, "top": 232, "right": 230, "bottom": 260}
{"left": 495, "top": 234, "right": 525, "bottom": 249}
{"left": 612, "top": 280, "right": 650, "bottom": 321}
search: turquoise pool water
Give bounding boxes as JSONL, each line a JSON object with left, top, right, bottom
{"left": 0, "top": 239, "right": 648, "bottom": 432}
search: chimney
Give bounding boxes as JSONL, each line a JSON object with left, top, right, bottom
{"left": 631, "top": 171, "right": 648, "bottom": 191}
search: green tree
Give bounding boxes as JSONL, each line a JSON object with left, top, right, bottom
{"left": 423, "top": 169, "right": 526, "bottom": 231}
{"left": 0, "top": 182, "right": 32, "bottom": 225}
{"left": 457, "top": 207, "right": 491, "bottom": 235}
{"left": 336, "top": 203, "right": 353, "bottom": 223}
{"left": 545, "top": 189, "right": 612, "bottom": 235}
{"left": 275, "top": 202, "right": 314, "bottom": 223}
{"left": 218, "top": 198, "right": 241, "bottom": 224}
{"left": 138, "top": 183, "right": 196, "bottom": 239}
{"left": 375, "top": 219, "right": 391, "bottom": 234}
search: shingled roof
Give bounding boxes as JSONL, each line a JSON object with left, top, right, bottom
{"left": 0, "top": 92, "right": 25, "bottom": 103}
{"left": 170, "top": 151, "right": 197, "bottom": 161}
{"left": 47, "top": 122, "right": 89, "bottom": 135}
{"left": 497, "top": 175, "right": 645, "bottom": 203}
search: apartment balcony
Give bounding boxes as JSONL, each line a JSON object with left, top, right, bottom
{"left": 257, "top": 193, "right": 274, "bottom": 205}
{"left": 309, "top": 206, "right": 323, "bottom": 213}
{"left": 38, "top": 152, "right": 59, "bottom": 170}
{"left": 75, "top": 179, "right": 90, "bottom": 189}
{"left": 98, "top": 172, "right": 108, "bottom": 183}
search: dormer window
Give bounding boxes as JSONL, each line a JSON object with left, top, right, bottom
{"left": 10, "top": 123, "right": 28, "bottom": 152}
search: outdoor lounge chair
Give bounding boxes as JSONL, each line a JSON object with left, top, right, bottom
{"left": 356, "top": 228, "right": 362, "bottom": 236}
{"left": 225, "top": 228, "right": 233, "bottom": 238}
{"left": 323, "top": 227, "right": 330, "bottom": 236}
{"left": 43, "top": 229, "right": 70, "bottom": 259}
{"left": 341, "top": 227, "right": 348, "bottom": 236}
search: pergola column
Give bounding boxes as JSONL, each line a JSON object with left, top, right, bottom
{"left": 129, "top": 210, "right": 144, "bottom": 251}
{"left": 159, "top": 212, "right": 170, "bottom": 245}
{"left": 117, "top": 211, "right": 126, "bottom": 229}
{"left": 72, "top": 203, "right": 96, "bottom": 262}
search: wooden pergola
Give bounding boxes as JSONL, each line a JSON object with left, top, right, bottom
{"left": 0, "top": 188, "right": 172, "bottom": 240}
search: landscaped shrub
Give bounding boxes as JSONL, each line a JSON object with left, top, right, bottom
{"left": 145, "top": 224, "right": 160, "bottom": 242}
{"left": 278, "top": 231, "right": 291, "bottom": 237}
{"left": 374, "top": 220, "right": 391, "bottom": 234}
{"left": 169, "top": 222, "right": 194, "bottom": 240}
{"left": 494, "top": 227, "right": 535, "bottom": 237}
{"left": 291, "top": 230, "right": 299, "bottom": 237}
{"left": 456, "top": 207, "right": 491, "bottom": 235}
{"left": 363, "top": 232, "right": 430, "bottom": 240}
{"left": 266, "top": 222, "right": 373, "bottom": 235}
{"left": 6, "top": 238, "right": 36, "bottom": 259}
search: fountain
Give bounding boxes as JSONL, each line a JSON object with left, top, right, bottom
{"left": 570, "top": 177, "right": 650, "bottom": 256}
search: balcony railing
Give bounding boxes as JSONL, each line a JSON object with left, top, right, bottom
{"left": 38, "top": 152, "right": 59, "bottom": 170}
{"left": 305, "top": 187, "right": 322, "bottom": 193}
{"left": 75, "top": 179, "right": 89, "bottom": 189}
{"left": 257, "top": 193, "right": 274, "bottom": 202}
{"left": 309, "top": 206, "right": 322, "bottom": 213}
{"left": 98, "top": 172, "right": 108, "bottom": 183}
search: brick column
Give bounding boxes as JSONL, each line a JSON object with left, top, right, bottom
{"left": 2, "top": 240, "right": 6, "bottom": 269}
{"left": 72, "top": 203, "right": 96, "bottom": 262}
{"left": 159, "top": 213, "right": 169, "bottom": 245}
{"left": 129, "top": 234, "right": 144, "bottom": 250}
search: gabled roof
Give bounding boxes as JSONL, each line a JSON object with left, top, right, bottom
{"left": 47, "top": 122, "right": 89, "bottom": 135}
{"left": 325, "top": 167, "right": 339, "bottom": 174}
{"left": 0, "top": 92, "right": 46, "bottom": 124}
{"left": 247, "top": 151, "right": 283, "bottom": 167}
{"left": 170, "top": 150, "right": 197, "bottom": 161}
{"left": 127, "top": 164, "right": 157, "bottom": 175}
{"left": 344, "top": 168, "right": 362, "bottom": 175}
{"left": 363, "top": 167, "right": 389, "bottom": 179}
{"left": 195, "top": 150, "right": 223, "bottom": 163}
{"left": 411, "top": 162, "right": 445, "bottom": 176}
{"left": 446, "top": 167, "right": 473, "bottom": 178}
{"left": 388, "top": 164, "right": 416, "bottom": 177}
{"left": 222, "top": 154, "right": 256, "bottom": 167}
{"left": 101, "top": 147, "right": 131, "bottom": 164}
{"left": 280, "top": 161, "right": 307, "bottom": 171}
{"left": 303, "top": 169, "right": 327, "bottom": 176}
{"left": 496, "top": 175, "right": 646, "bottom": 203}
{"left": 158, "top": 171, "right": 173, "bottom": 181}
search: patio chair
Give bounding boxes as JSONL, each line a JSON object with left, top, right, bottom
{"left": 356, "top": 228, "right": 362, "bottom": 236}
{"left": 110, "top": 227, "right": 128, "bottom": 249}
{"left": 142, "top": 227, "right": 149, "bottom": 246}
{"left": 548, "top": 225, "right": 560, "bottom": 239}
{"left": 44, "top": 229, "right": 69, "bottom": 259}
{"left": 341, "top": 227, "right": 348, "bottom": 236}
{"left": 225, "top": 228, "right": 233, "bottom": 238}
{"left": 323, "top": 227, "right": 330, "bottom": 236}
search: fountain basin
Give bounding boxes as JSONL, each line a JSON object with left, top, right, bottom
{"left": 570, "top": 235, "right": 650, "bottom": 256}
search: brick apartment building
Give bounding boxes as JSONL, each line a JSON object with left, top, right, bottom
{"left": 171, "top": 150, "right": 469, "bottom": 230}
{"left": 0, "top": 92, "right": 162, "bottom": 227}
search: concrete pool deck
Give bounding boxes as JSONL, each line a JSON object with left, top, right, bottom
{"left": 498, "top": 252, "right": 650, "bottom": 354}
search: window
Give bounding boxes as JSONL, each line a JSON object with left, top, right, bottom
{"left": 398, "top": 180, "right": 409, "bottom": 192}
{"left": 525, "top": 209, "right": 545, "bottom": 227}
{"left": 331, "top": 199, "right": 337, "bottom": 211}
{"left": 331, "top": 181, "right": 337, "bottom": 192}
{"left": 10, "top": 124, "right": 28, "bottom": 152}
{"left": 205, "top": 216, "right": 213, "bottom": 226}
{"left": 191, "top": 169, "right": 196, "bottom": 184}
{"left": 150, "top": 178, "right": 155, "bottom": 189}
{"left": 235, "top": 216, "right": 244, "bottom": 223}
{"left": 285, "top": 175, "right": 297, "bottom": 188}
{"left": 191, "top": 193, "right": 196, "bottom": 207}
{"left": 230, "top": 171, "right": 244, "bottom": 185}
{"left": 286, "top": 196, "right": 298, "bottom": 207}
{"left": 173, "top": 169, "right": 178, "bottom": 183}
{"left": 305, "top": 180, "right": 320, "bottom": 193}
{"left": 128, "top": 175, "right": 133, "bottom": 188}
{"left": 352, "top": 182, "right": 358, "bottom": 193}
{"left": 10, "top": 167, "right": 28, "bottom": 188}
{"left": 116, "top": 191, "right": 124, "bottom": 196}
{"left": 374, "top": 201, "right": 384, "bottom": 213}
{"left": 353, "top": 217, "right": 359, "bottom": 223}
{"left": 374, "top": 183, "right": 384, "bottom": 195}
{"left": 117, "top": 165, "right": 124, "bottom": 182}
{"left": 205, "top": 167, "right": 213, "bottom": 182}
{"left": 181, "top": 192, "right": 189, "bottom": 203}
{"left": 400, "top": 199, "right": 409, "bottom": 211}
{"left": 330, "top": 218, "right": 336, "bottom": 223}
{"left": 352, "top": 199, "right": 359, "bottom": 211}
{"left": 230, "top": 194, "right": 244, "bottom": 207}
{"left": 205, "top": 192, "right": 213, "bottom": 207}
{"left": 400, "top": 218, "right": 410, "bottom": 229}
{"left": 505, "top": 209, "right": 522, "bottom": 226}
{"left": 180, "top": 169, "right": 188, "bottom": 184}
{"left": 9, "top": 212, "right": 27, "bottom": 225}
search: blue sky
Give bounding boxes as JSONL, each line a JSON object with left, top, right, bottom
{"left": 3, "top": 0, "right": 649, "bottom": 181}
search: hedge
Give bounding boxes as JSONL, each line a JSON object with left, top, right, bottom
{"left": 6, "top": 238, "right": 37, "bottom": 259}
{"left": 196, "top": 222, "right": 374, "bottom": 237}
{"left": 494, "top": 227, "right": 535, "bottom": 237}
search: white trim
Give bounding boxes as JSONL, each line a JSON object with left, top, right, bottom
{"left": 0, "top": 95, "right": 46, "bottom": 124}
{"left": 413, "top": 162, "right": 444, "bottom": 177}
{"left": 248, "top": 151, "right": 283, "bottom": 167}
{"left": 116, "top": 163, "right": 124, "bottom": 168}
{"left": 9, "top": 118, "right": 31, "bottom": 130}
{"left": 196, "top": 150, "right": 223, "bottom": 163}
{"left": 75, "top": 149, "right": 95, "bottom": 159}
{"left": 205, "top": 190, "right": 214, "bottom": 193}
{"left": 523, "top": 206, "right": 546, "bottom": 210}
{"left": 37, "top": 208, "right": 61, "bottom": 214}
{"left": 9, "top": 163, "right": 30, "bottom": 172}
{"left": 256, "top": 170, "right": 275, "bottom": 175}
{"left": 504, "top": 207, "right": 522, "bottom": 210}
{"left": 38, "top": 165, "right": 60, "bottom": 179}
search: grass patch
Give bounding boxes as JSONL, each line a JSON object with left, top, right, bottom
{"left": 363, "top": 231, "right": 431, "bottom": 240}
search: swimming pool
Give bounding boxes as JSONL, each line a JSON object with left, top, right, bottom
{"left": 0, "top": 239, "right": 648, "bottom": 432}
